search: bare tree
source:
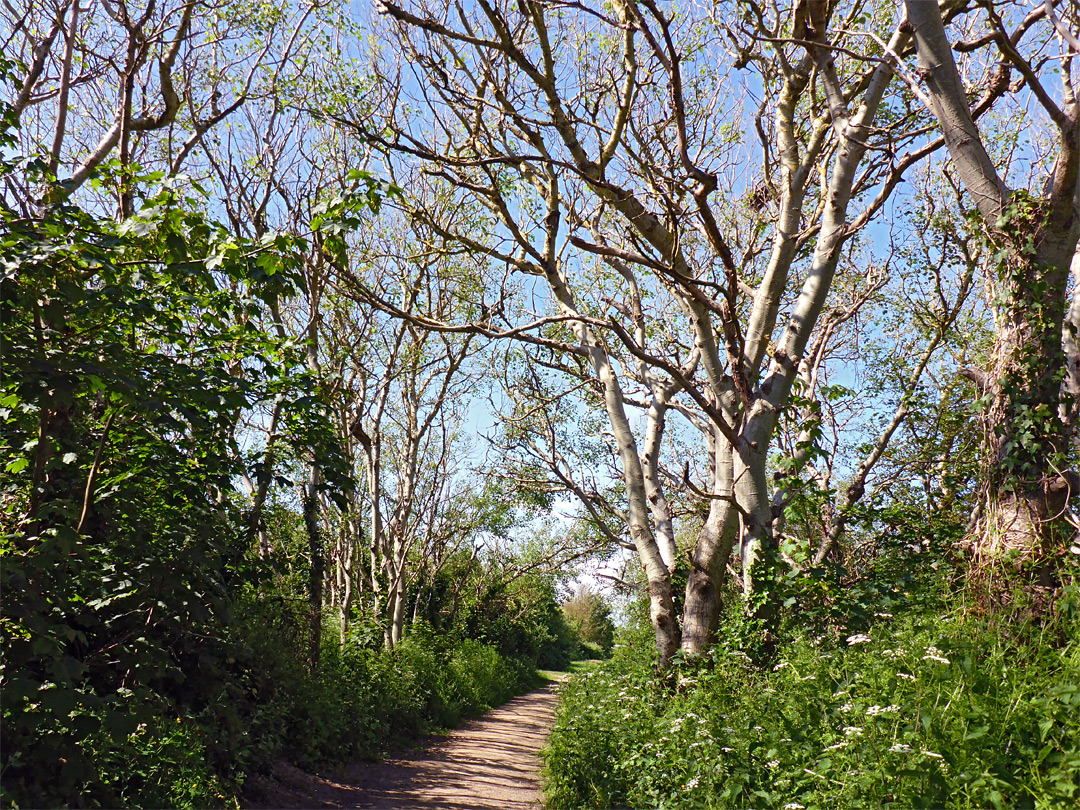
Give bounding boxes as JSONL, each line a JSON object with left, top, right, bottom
{"left": 2, "top": 0, "right": 325, "bottom": 214}
{"left": 325, "top": 0, "right": 1003, "bottom": 663}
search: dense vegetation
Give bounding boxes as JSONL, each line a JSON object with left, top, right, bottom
{"left": 4, "top": 1, "right": 1080, "bottom": 808}
{"left": 0, "top": 79, "right": 570, "bottom": 807}
{"left": 544, "top": 534, "right": 1080, "bottom": 809}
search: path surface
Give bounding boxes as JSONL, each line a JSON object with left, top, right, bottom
{"left": 250, "top": 682, "right": 561, "bottom": 810}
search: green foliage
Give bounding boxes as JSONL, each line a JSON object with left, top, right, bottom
{"left": 0, "top": 171, "right": 328, "bottom": 806}
{"left": 0, "top": 48, "right": 571, "bottom": 810}
{"left": 0, "top": 105, "right": 468, "bottom": 806}
{"left": 562, "top": 586, "right": 616, "bottom": 659}
{"left": 237, "top": 606, "right": 537, "bottom": 773}
{"left": 456, "top": 570, "right": 577, "bottom": 671}
{"left": 543, "top": 581, "right": 1080, "bottom": 810}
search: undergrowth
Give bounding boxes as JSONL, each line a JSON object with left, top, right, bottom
{"left": 241, "top": 614, "right": 538, "bottom": 774}
{"left": 542, "top": 580, "right": 1080, "bottom": 809}
{"left": 2, "top": 609, "right": 537, "bottom": 809}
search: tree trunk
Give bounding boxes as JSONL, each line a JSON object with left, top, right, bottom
{"left": 391, "top": 588, "right": 406, "bottom": 646}
{"left": 642, "top": 387, "right": 679, "bottom": 571}
{"left": 735, "top": 435, "right": 774, "bottom": 602}
{"left": 681, "top": 428, "right": 738, "bottom": 654}
{"left": 906, "top": 0, "right": 1080, "bottom": 567}
{"left": 339, "top": 518, "right": 355, "bottom": 647}
{"left": 302, "top": 473, "right": 323, "bottom": 671}
{"left": 974, "top": 235, "right": 1076, "bottom": 564}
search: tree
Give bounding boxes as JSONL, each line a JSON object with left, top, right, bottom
{"left": 3, "top": 0, "right": 325, "bottom": 214}
{"left": 562, "top": 585, "right": 615, "bottom": 657}
{"left": 0, "top": 153, "right": 343, "bottom": 803}
{"left": 339, "top": 0, "right": 1006, "bottom": 663}
{"left": 903, "top": 0, "right": 1080, "bottom": 570}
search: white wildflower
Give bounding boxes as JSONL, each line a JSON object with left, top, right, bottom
{"left": 922, "top": 750, "right": 944, "bottom": 759}
{"left": 874, "top": 612, "right": 893, "bottom": 619}
{"left": 797, "top": 675, "right": 816, "bottom": 682}
{"left": 767, "top": 760, "right": 780, "bottom": 768}
{"left": 721, "top": 747, "right": 734, "bottom": 753}
{"left": 897, "top": 672, "right": 916, "bottom": 681}
{"left": 825, "top": 740, "right": 849, "bottom": 750}
{"left": 843, "top": 726, "right": 864, "bottom": 737}
{"left": 784, "top": 804, "right": 806, "bottom": 810}
{"left": 773, "top": 661, "right": 791, "bottom": 671}
{"left": 889, "top": 743, "right": 913, "bottom": 754}
{"left": 685, "top": 777, "right": 700, "bottom": 790}
{"left": 846, "top": 633, "right": 872, "bottom": 645}
{"left": 839, "top": 702, "right": 854, "bottom": 712}
{"left": 866, "top": 704, "right": 899, "bottom": 717}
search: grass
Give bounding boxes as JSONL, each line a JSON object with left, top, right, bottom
{"left": 541, "top": 583, "right": 1080, "bottom": 809}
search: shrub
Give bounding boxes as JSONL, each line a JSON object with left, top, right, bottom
{"left": 236, "top": 608, "right": 538, "bottom": 778}
{"left": 542, "top": 585, "right": 1080, "bottom": 809}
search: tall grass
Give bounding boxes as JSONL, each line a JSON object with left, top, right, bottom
{"left": 542, "top": 584, "right": 1080, "bottom": 809}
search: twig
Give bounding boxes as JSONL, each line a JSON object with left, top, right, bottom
{"left": 76, "top": 408, "right": 119, "bottom": 535}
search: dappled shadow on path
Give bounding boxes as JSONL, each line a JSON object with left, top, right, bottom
{"left": 246, "top": 684, "right": 561, "bottom": 810}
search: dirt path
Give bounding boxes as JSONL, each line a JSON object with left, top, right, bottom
{"left": 249, "top": 682, "right": 561, "bottom": 810}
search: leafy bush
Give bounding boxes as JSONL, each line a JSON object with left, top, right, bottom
{"left": 543, "top": 585, "right": 1080, "bottom": 809}
{"left": 458, "top": 573, "right": 576, "bottom": 671}
{"left": 0, "top": 155, "right": 539, "bottom": 808}
{"left": 236, "top": 606, "right": 539, "bottom": 777}
{"left": 562, "top": 586, "right": 616, "bottom": 659}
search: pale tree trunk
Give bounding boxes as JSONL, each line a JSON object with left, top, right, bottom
{"left": 390, "top": 582, "right": 406, "bottom": 647}
{"left": 906, "top": 0, "right": 1080, "bottom": 566}
{"left": 302, "top": 262, "right": 326, "bottom": 669}
{"left": 681, "top": 422, "right": 739, "bottom": 654}
{"left": 588, "top": 334, "right": 680, "bottom": 663}
{"left": 1063, "top": 248, "right": 1080, "bottom": 441}
{"left": 604, "top": 232, "right": 686, "bottom": 575}
{"left": 642, "top": 385, "right": 679, "bottom": 571}
{"left": 546, "top": 260, "right": 681, "bottom": 664}
{"left": 678, "top": 53, "right": 821, "bottom": 647}
{"left": 385, "top": 522, "right": 413, "bottom": 647}
{"left": 734, "top": 429, "right": 774, "bottom": 600}
{"left": 339, "top": 519, "right": 355, "bottom": 647}
{"left": 678, "top": 15, "right": 909, "bottom": 630}
{"left": 734, "top": 19, "right": 913, "bottom": 597}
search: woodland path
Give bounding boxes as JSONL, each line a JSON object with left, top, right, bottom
{"left": 249, "top": 680, "right": 562, "bottom": 809}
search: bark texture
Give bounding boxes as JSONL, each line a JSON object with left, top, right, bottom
{"left": 906, "top": 0, "right": 1080, "bottom": 566}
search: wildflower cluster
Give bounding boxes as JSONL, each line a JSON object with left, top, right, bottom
{"left": 543, "top": 588, "right": 1080, "bottom": 809}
